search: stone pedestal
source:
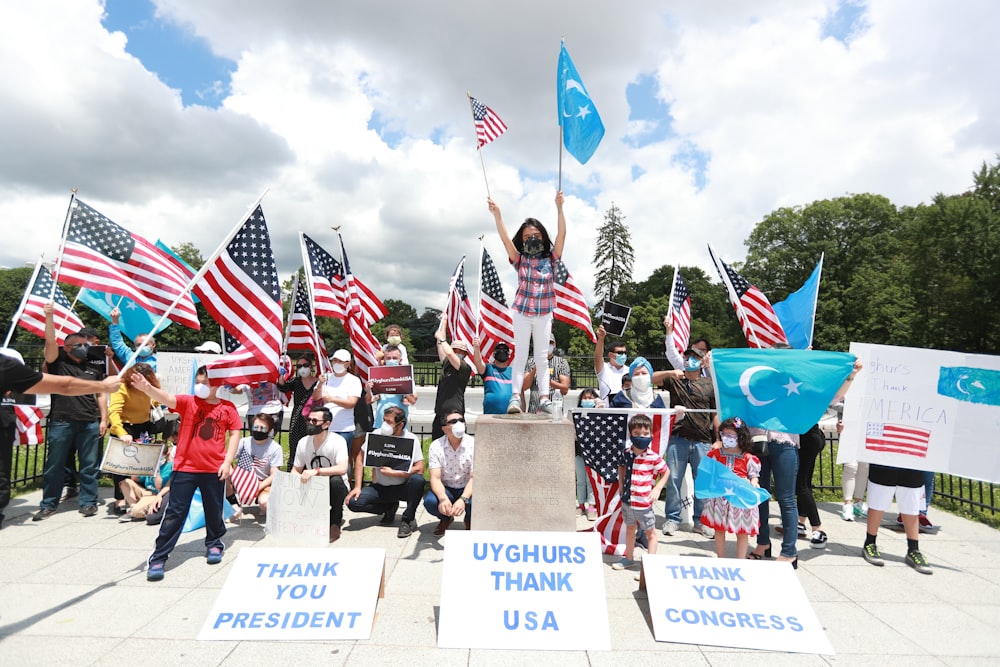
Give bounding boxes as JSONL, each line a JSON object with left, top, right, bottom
{"left": 471, "top": 414, "right": 577, "bottom": 532}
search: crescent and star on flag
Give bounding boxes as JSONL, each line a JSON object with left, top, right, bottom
{"left": 739, "top": 366, "right": 804, "bottom": 407}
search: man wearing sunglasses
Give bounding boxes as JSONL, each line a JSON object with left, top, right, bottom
{"left": 423, "top": 410, "right": 474, "bottom": 536}
{"left": 291, "top": 406, "right": 350, "bottom": 542}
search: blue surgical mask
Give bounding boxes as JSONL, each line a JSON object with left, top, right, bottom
{"left": 685, "top": 357, "right": 702, "bottom": 371}
{"left": 384, "top": 359, "right": 400, "bottom": 366}
{"left": 613, "top": 353, "right": 627, "bottom": 366}
{"left": 580, "top": 399, "right": 596, "bottom": 408}
{"left": 630, "top": 435, "right": 652, "bottom": 450}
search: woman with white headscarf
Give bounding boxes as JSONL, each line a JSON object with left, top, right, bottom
{"left": 610, "top": 357, "right": 667, "bottom": 409}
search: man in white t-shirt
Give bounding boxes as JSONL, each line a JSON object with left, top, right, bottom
{"left": 292, "top": 406, "right": 350, "bottom": 542}
{"left": 594, "top": 324, "right": 629, "bottom": 401}
{"left": 314, "top": 348, "right": 362, "bottom": 448}
{"left": 346, "top": 405, "right": 426, "bottom": 538}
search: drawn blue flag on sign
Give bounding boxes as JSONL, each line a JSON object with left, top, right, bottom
{"left": 937, "top": 366, "right": 1000, "bottom": 407}
{"left": 695, "top": 456, "right": 771, "bottom": 510}
{"left": 557, "top": 40, "right": 604, "bottom": 164}
{"left": 773, "top": 255, "right": 822, "bottom": 350}
{"left": 711, "top": 349, "right": 855, "bottom": 433}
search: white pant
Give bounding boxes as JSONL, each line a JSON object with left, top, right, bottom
{"left": 842, "top": 461, "right": 869, "bottom": 502}
{"left": 511, "top": 311, "right": 552, "bottom": 406}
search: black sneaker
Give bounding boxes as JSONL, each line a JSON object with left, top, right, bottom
{"left": 80, "top": 505, "right": 98, "bottom": 517}
{"left": 397, "top": 519, "right": 417, "bottom": 539}
{"left": 809, "top": 530, "right": 828, "bottom": 549}
{"left": 380, "top": 503, "right": 399, "bottom": 525}
{"left": 905, "top": 550, "right": 932, "bottom": 575}
{"left": 862, "top": 543, "right": 884, "bottom": 566}
{"left": 33, "top": 508, "right": 56, "bottom": 521}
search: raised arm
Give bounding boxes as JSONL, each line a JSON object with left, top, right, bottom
{"left": 471, "top": 336, "right": 486, "bottom": 375}
{"left": 594, "top": 324, "right": 607, "bottom": 374}
{"left": 552, "top": 190, "right": 567, "bottom": 258}
{"left": 488, "top": 197, "right": 519, "bottom": 263}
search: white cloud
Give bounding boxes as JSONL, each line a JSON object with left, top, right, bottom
{"left": 0, "top": 0, "right": 996, "bottom": 316}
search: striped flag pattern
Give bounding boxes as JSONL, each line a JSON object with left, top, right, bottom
{"left": 446, "top": 257, "right": 477, "bottom": 348}
{"left": 287, "top": 278, "right": 329, "bottom": 369}
{"left": 477, "top": 248, "right": 514, "bottom": 361}
{"left": 230, "top": 446, "right": 261, "bottom": 505}
{"left": 15, "top": 405, "right": 45, "bottom": 445}
{"left": 58, "top": 199, "right": 200, "bottom": 329}
{"left": 18, "top": 266, "right": 84, "bottom": 344}
{"left": 301, "top": 234, "right": 348, "bottom": 321}
{"left": 553, "top": 258, "right": 596, "bottom": 343}
{"left": 708, "top": 245, "right": 787, "bottom": 349}
{"left": 670, "top": 268, "right": 692, "bottom": 356}
{"left": 864, "top": 422, "right": 931, "bottom": 458}
{"left": 193, "top": 206, "right": 283, "bottom": 386}
{"left": 470, "top": 96, "right": 508, "bottom": 148}
{"left": 338, "top": 236, "right": 384, "bottom": 381}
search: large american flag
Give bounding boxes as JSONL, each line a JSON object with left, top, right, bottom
{"left": 301, "top": 233, "right": 347, "bottom": 321}
{"left": 446, "top": 257, "right": 477, "bottom": 348}
{"left": 669, "top": 268, "right": 692, "bottom": 356}
{"left": 57, "top": 199, "right": 200, "bottom": 330}
{"left": 865, "top": 422, "right": 931, "bottom": 458}
{"left": 15, "top": 405, "right": 45, "bottom": 445}
{"left": 478, "top": 248, "right": 514, "bottom": 361}
{"left": 230, "top": 446, "right": 261, "bottom": 505}
{"left": 286, "top": 278, "right": 330, "bottom": 372}
{"left": 572, "top": 409, "right": 673, "bottom": 554}
{"left": 17, "top": 265, "right": 83, "bottom": 344}
{"left": 338, "top": 235, "right": 384, "bottom": 381}
{"left": 193, "top": 206, "right": 283, "bottom": 386}
{"left": 708, "top": 245, "right": 787, "bottom": 349}
{"left": 470, "top": 96, "right": 508, "bottom": 148}
{"left": 553, "top": 258, "right": 596, "bottom": 343}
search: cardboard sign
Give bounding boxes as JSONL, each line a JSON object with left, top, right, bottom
{"left": 99, "top": 437, "right": 164, "bottom": 476}
{"left": 363, "top": 434, "right": 414, "bottom": 472}
{"left": 265, "top": 471, "right": 331, "bottom": 546}
{"left": 600, "top": 300, "right": 631, "bottom": 337}
{"left": 437, "top": 530, "right": 611, "bottom": 650}
{"left": 837, "top": 342, "right": 1000, "bottom": 484}
{"left": 368, "top": 364, "right": 415, "bottom": 395}
{"left": 641, "top": 554, "right": 833, "bottom": 654}
{"left": 198, "top": 547, "right": 385, "bottom": 641}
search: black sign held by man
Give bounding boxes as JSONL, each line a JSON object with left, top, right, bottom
{"left": 364, "top": 434, "right": 415, "bottom": 472}
{"left": 600, "top": 300, "right": 632, "bottom": 337}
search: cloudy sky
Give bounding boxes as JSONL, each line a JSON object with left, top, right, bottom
{"left": 0, "top": 1, "right": 996, "bottom": 314}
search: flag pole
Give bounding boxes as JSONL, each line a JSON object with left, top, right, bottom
{"left": 476, "top": 237, "right": 485, "bottom": 341}
{"left": 117, "top": 188, "right": 270, "bottom": 374}
{"left": 298, "top": 233, "right": 328, "bottom": 373}
{"left": 49, "top": 190, "right": 78, "bottom": 300}
{"left": 3, "top": 254, "right": 45, "bottom": 348}
{"left": 467, "top": 92, "right": 492, "bottom": 199}
{"left": 557, "top": 38, "right": 564, "bottom": 192}
{"left": 666, "top": 264, "right": 679, "bottom": 351}
{"left": 808, "top": 253, "right": 824, "bottom": 349}
{"left": 282, "top": 272, "right": 299, "bottom": 352}
{"left": 53, "top": 291, "right": 83, "bottom": 343}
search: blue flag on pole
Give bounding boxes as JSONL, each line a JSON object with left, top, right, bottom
{"left": 557, "top": 40, "right": 604, "bottom": 164}
{"left": 773, "top": 255, "right": 822, "bottom": 350}
{"left": 695, "top": 456, "right": 771, "bottom": 509}
{"left": 711, "top": 348, "right": 855, "bottom": 433}
{"left": 77, "top": 288, "right": 171, "bottom": 341}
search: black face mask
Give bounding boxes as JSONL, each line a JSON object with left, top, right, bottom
{"left": 304, "top": 423, "right": 325, "bottom": 436}
{"left": 68, "top": 344, "right": 89, "bottom": 361}
{"left": 494, "top": 349, "right": 510, "bottom": 363}
{"left": 251, "top": 429, "right": 270, "bottom": 441}
{"left": 523, "top": 238, "right": 545, "bottom": 257}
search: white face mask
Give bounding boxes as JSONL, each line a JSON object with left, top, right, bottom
{"left": 631, "top": 374, "right": 651, "bottom": 392}
{"left": 378, "top": 421, "right": 395, "bottom": 436}
{"left": 332, "top": 362, "right": 347, "bottom": 374}
{"left": 387, "top": 335, "right": 402, "bottom": 346}
{"left": 451, "top": 421, "right": 466, "bottom": 438}
{"left": 297, "top": 366, "right": 311, "bottom": 378}
{"left": 194, "top": 383, "right": 211, "bottom": 399}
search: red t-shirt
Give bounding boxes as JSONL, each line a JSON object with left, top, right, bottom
{"left": 172, "top": 394, "right": 242, "bottom": 473}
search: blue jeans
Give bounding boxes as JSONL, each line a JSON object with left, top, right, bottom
{"left": 149, "top": 471, "right": 226, "bottom": 565}
{"left": 41, "top": 420, "right": 101, "bottom": 510}
{"left": 922, "top": 470, "right": 935, "bottom": 514}
{"left": 757, "top": 441, "right": 800, "bottom": 558}
{"left": 664, "top": 435, "right": 710, "bottom": 524}
{"left": 423, "top": 485, "right": 471, "bottom": 522}
{"left": 575, "top": 455, "right": 594, "bottom": 506}
{"left": 348, "top": 476, "right": 426, "bottom": 522}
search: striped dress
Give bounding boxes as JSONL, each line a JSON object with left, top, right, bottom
{"left": 700, "top": 449, "right": 762, "bottom": 536}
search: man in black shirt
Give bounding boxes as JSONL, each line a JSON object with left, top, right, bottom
{"left": 432, "top": 319, "right": 472, "bottom": 441}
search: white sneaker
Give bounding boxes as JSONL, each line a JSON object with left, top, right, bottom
{"left": 662, "top": 520, "right": 679, "bottom": 536}
{"left": 228, "top": 506, "right": 243, "bottom": 524}
{"left": 853, "top": 501, "right": 868, "bottom": 519}
{"left": 506, "top": 396, "right": 522, "bottom": 414}
{"left": 841, "top": 502, "right": 854, "bottom": 521}
{"left": 695, "top": 522, "right": 716, "bottom": 539}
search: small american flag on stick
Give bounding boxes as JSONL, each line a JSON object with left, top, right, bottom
{"left": 470, "top": 96, "right": 508, "bottom": 148}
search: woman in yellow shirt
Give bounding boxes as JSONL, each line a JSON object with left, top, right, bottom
{"left": 108, "top": 363, "right": 161, "bottom": 513}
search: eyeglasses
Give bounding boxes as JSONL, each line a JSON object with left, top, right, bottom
{"left": 306, "top": 418, "right": 327, "bottom": 425}
{"left": 445, "top": 417, "right": 465, "bottom": 425}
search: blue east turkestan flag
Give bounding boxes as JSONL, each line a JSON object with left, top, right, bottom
{"left": 711, "top": 349, "right": 855, "bottom": 433}
{"left": 557, "top": 40, "right": 604, "bottom": 165}
{"left": 773, "top": 255, "right": 822, "bottom": 350}
{"left": 695, "top": 456, "right": 771, "bottom": 510}
{"left": 937, "top": 366, "right": 1000, "bottom": 407}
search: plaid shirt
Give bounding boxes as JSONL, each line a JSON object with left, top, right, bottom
{"left": 511, "top": 254, "right": 557, "bottom": 316}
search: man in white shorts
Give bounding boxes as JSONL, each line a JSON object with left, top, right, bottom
{"left": 861, "top": 463, "right": 931, "bottom": 574}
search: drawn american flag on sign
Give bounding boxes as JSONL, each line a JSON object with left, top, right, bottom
{"left": 864, "top": 422, "right": 931, "bottom": 458}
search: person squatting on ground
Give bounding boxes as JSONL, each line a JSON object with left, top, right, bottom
{"left": 226, "top": 413, "right": 283, "bottom": 521}
{"left": 424, "top": 410, "right": 474, "bottom": 536}
{"left": 108, "top": 362, "right": 162, "bottom": 515}
{"left": 700, "top": 417, "right": 761, "bottom": 560}
{"left": 612, "top": 413, "right": 669, "bottom": 578}
{"left": 489, "top": 190, "right": 567, "bottom": 415}
{"left": 292, "top": 406, "right": 350, "bottom": 543}
{"left": 130, "top": 366, "right": 241, "bottom": 581}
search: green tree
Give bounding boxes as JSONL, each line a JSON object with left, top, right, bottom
{"left": 592, "top": 202, "right": 634, "bottom": 304}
